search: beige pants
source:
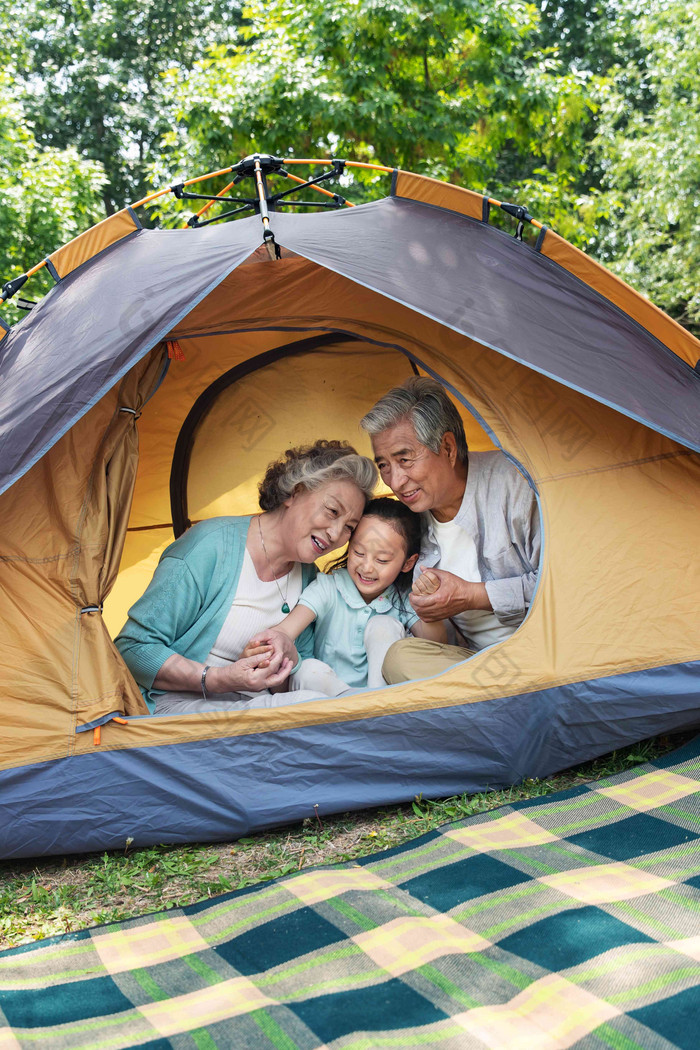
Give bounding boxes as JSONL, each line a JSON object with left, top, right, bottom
{"left": 382, "top": 637, "right": 476, "bottom": 685}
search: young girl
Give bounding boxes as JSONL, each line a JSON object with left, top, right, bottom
{"left": 275, "top": 497, "right": 447, "bottom": 692}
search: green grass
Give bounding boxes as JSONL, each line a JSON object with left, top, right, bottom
{"left": 0, "top": 733, "right": 688, "bottom": 950}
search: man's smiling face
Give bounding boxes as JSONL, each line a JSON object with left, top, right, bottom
{"left": 371, "top": 419, "right": 459, "bottom": 515}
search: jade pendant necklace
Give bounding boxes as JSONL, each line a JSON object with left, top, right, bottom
{"left": 257, "top": 515, "right": 291, "bottom": 613}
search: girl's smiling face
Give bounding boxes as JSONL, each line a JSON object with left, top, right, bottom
{"left": 346, "top": 515, "right": 418, "bottom": 603}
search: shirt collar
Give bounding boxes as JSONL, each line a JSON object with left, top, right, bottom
{"left": 334, "top": 568, "right": 399, "bottom": 612}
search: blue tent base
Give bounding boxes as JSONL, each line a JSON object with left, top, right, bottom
{"left": 1, "top": 659, "right": 699, "bottom": 859}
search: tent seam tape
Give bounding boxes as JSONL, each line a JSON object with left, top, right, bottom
{"left": 538, "top": 449, "right": 694, "bottom": 484}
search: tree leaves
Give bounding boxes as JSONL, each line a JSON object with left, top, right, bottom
{"left": 1, "top": 0, "right": 698, "bottom": 334}
{"left": 0, "top": 74, "right": 106, "bottom": 322}
{"left": 154, "top": 0, "right": 596, "bottom": 216}
{"left": 11, "top": 0, "right": 243, "bottom": 211}
{"left": 593, "top": 1, "right": 700, "bottom": 328}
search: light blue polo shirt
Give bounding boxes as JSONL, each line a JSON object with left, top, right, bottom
{"left": 298, "top": 568, "right": 419, "bottom": 689}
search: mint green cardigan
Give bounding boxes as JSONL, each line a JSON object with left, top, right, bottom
{"left": 115, "top": 516, "right": 317, "bottom": 712}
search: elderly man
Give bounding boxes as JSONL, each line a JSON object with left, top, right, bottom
{"left": 360, "top": 376, "right": 540, "bottom": 683}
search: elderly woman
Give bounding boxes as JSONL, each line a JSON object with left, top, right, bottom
{"left": 116, "top": 440, "right": 377, "bottom": 714}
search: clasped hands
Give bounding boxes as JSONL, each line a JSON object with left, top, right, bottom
{"left": 239, "top": 627, "right": 298, "bottom": 683}
{"left": 409, "top": 566, "right": 489, "bottom": 622}
{"left": 206, "top": 642, "right": 295, "bottom": 693}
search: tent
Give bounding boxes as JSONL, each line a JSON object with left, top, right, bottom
{"left": 1, "top": 156, "right": 699, "bottom": 860}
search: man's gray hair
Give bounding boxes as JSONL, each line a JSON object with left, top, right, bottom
{"left": 360, "top": 376, "right": 469, "bottom": 463}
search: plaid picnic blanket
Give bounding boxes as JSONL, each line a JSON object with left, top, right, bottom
{"left": 2, "top": 737, "right": 700, "bottom": 1050}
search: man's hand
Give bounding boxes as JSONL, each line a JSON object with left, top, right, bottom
{"left": 208, "top": 649, "right": 294, "bottom": 693}
{"left": 410, "top": 567, "right": 492, "bottom": 622}
{"left": 241, "top": 628, "right": 297, "bottom": 667}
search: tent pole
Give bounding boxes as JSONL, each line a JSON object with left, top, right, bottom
{"left": 252, "top": 156, "right": 279, "bottom": 261}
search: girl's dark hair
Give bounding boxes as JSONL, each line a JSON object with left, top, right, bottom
{"left": 326, "top": 496, "right": 422, "bottom": 605}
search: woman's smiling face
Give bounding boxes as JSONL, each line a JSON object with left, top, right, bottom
{"left": 346, "top": 515, "right": 416, "bottom": 602}
{"left": 284, "top": 480, "right": 366, "bottom": 563}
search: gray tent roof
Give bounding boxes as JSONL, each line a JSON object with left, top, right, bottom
{"left": 1, "top": 197, "right": 699, "bottom": 496}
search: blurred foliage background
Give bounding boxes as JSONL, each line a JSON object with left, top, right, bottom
{"left": 2, "top": 0, "right": 698, "bottom": 331}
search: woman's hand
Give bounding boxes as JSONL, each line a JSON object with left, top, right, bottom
{"left": 208, "top": 650, "right": 294, "bottom": 693}
{"left": 153, "top": 649, "right": 294, "bottom": 696}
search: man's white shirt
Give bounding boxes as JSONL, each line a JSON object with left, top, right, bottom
{"left": 427, "top": 512, "right": 513, "bottom": 650}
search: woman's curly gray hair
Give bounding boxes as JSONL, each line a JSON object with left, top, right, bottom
{"left": 258, "top": 440, "right": 377, "bottom": 512}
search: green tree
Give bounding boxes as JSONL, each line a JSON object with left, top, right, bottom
{"left": 538, "top": 0, "right": 621, "bottom": 74}
{"left": 14, "top": 0, "right": 242, "bottom": 213}
{"left": 5, "top": 0, "right": 697, "bottom": 338}
{"left": 0, "top": 77, "right": 106, "bottom": 324}
{"left": 154, "top": 0, "right": 601, "bottom": 238}
{"left": 594, "top": 1, "right": 700, "bottom": 330}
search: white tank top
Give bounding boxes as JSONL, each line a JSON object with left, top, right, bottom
{"left": 206, "top": 549, "right": 302, "bottom": 666}
{"left": 428, "top": 514, "right": 512, "bottom": 650}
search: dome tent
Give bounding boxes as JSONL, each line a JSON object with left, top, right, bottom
{"left": 0, "top": 156, "right": 698, "bottom": 860}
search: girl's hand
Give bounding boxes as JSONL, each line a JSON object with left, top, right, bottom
{"left": 412, "top": 566, "right": 441, "bottom": 596}
{"left": 240, "top": 642, "right": 274, "bottom": 665}
{"left": 241, "top": 628, "right": 297, "bottom": 666}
